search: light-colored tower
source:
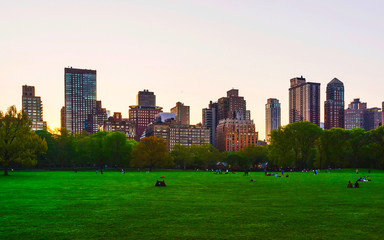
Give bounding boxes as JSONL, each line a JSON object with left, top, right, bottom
{"left": 265, "top": 98, "right": 281, "bottom": 141}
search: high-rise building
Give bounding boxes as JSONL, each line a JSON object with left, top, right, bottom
{"left": 137, "top": 89, "right": 156, "bottom": 106}
{"left": 64, "top": 67, "right": 96, "bottom": 134}
{"left": 324, "top": 78, "right": 344, "bottom": 129}
{"left": 202, "top": 101, "right": 218, "bottom": 147}
{"left": 365, "top": 107, "right": 382, "bottom": 130}
{"left": 84, "top": 100, "right": 108, "bottom": 134}
{"left": 382, "top": 102, "right": 384, "bottom": 127}
{"left": 265, "top": 98, "right": 281, "bottom": 141}
{"left": 129, "top": 90, "right": 162, "bottom": 141}
{"left": 215, "top": 119, "right": 258, "bottom": 152}
{"left": 171, "top": 102, "right": 190, "bottom": 125}
{"left": 60, "top": 106, "right": 66, "bottom": 129}
{"left": 22, "top": 85, "right": 46, "bottom": 131}
{"left": 218, "top": 89, "right": 246, "bottom": 121}
{"left": 100, "top": 112, "right": 136, "bottom": 139}
{"left": 289, "top": 76, "right": 321, "bottom": 126}
{"left": 345, "top": 98, "right": 367, "bottom": 130}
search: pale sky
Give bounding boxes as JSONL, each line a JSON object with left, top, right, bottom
{"left": 1, "top": 0, "right": 383, "bottom": 140}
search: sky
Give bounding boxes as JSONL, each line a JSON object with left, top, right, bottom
{"left": 1, "top": 0, "right": 383, "bottom": 140}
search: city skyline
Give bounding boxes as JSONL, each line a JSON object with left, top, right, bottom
{"left": 1, "top": 1, "right": 384, "bottom": 140}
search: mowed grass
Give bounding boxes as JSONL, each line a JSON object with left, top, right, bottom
{"left": 0, "top": 169, "right": 383, "bottom": 240}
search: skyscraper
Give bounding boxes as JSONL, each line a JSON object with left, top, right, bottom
{"left": 137, "top": 89, "right": 156, "bottom": 106}
{"left": 64, "top": 67, "right": 96, "bottom": 134}
{"left": 324, "top": 78, "right": 344, "bottom": 129}
{"left": 289, "top": 76, "right": 321, "bottom": 126}
{"left": 218, "top": 89, "right": 246, "bottom": 121}
{"left": 171, "top": 102, "right": 190, "bottom": 125}
{"left": 60, "top": 106, "right": 66, "bottom": 129}
{"left": 265, "top": 98, "right": 281, "bottom": 141}
{"left": 129, "top": 90, "right": 162, "bottom": 141}
{"left": 202, "top": 101, "right": 218, "bottom": 147}
{"left": 22, "top": 85, "right": 46, "bottom": 131}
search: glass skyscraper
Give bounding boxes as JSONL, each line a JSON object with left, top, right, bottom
{"left": 64, "top": 67, "right": 96, "bottom": 134}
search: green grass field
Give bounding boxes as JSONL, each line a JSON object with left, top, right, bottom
{"left": 1, "top": 169, "right": 383, "bottom": 240}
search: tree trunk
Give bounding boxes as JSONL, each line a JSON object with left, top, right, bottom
{"left": 4, "top": 167, "right": 8, "bottom": 176}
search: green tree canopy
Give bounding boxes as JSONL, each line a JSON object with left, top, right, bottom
{"left": 0, "top": 106, "right": 47, "bottom": 175}
{"left": 131, "top": 136, "right": 173, "bottom": 171}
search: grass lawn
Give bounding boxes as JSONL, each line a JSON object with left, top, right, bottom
{"left": 0, "top": 169, "right": 383, "bottom": 239}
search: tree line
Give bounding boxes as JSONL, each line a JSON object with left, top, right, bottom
{"left": 268, "top": 121, "right": 384, "bottom": 170}
{"left": 1, "top": 106, "right": 384, "bottom": 176}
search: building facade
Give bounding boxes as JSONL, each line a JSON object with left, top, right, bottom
{"left": 60, "top": 106, "right": 66, "bottom": 129}
{"left": 129, "top": 105, "right": 163, "bottom": 141}
{"left": 64, "top": 67, "right": 96, "bottom": 134}
{"left": 365, "top": 107, "right": 382, "bottom": 130}
{"left": 289, "top": 76, "right": 321, "bottom": 126}
{"left": 129, "top": 90, "right": 163, "bottom": 141}
{"left": 145, "top": 116, "right": 210, "bottom": 151}
{"left": 100, "top": 112, "right": 136, "bottom": 139}
{"left": 265, "top": 98, "right": 281, "bottom": 141}
{"left": 137, "top": 89, "right": 156, "bottom": 106}
{"left": 171, "top": 102, "right": 190, "bottom": 125}
{"left": 324, "top": 78, "right": 344, "bottom": 129}
{"left": 22, "top": 85, "right": 46, "bottom": 131}
{"left": 84, "top": 100, "right": 108, "bottom": 134}
{"left": 202, "top": 101, "right": 218, "bottom": 147}
{"left": 218, "top": 89, "right": 247, "bottom": 121}
{"left": 344, "top": 98, "right": 367, "bottom": 130}
{"left": 215, "top": 119, "right": 258, "bottom": 152}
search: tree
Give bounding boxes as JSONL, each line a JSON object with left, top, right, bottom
{"left": 56, "top": 128, "right": 75, "bottom": 168}
{"left": 104, "top": 132, "right": 137, "bottom": 167}
{"left": 131, "top": 137, "right": 173, "bottom": 171}
{"left": 240, "top": 145, "right": 269, "bottom": 169}
{"left": 285, "top": 121, "right": 322, "bottom": 169}
{"left": 35, "top": 130, "right": 58, "bottom": 167}
{"left": 0, "top": 106, "right": 47, "bottom": 175}
{"left": 171, "top": 144, "right": 192, "bottom": 169}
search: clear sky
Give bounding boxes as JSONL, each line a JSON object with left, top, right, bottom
{"left": 1, "top": 0, "right": 383, "bottom": 140}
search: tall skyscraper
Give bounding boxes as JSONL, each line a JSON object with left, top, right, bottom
{"left": 218, "top": 89, "right": 246, "bottom": 121}
{"left": 289, "top": 76, "right": 321, "bottom": 126}
{"left": 22, "top": 85, "right": 46, "bottom": 131}
{"left": 202, "top": 101, "right": 218, "bottom": 147}
{"left": 137, "top": 89, "right": 156, "bottom": 106}
{"left": 171, "top": 102, "right": 190, "bottom": 125}
{"left": 64, "top": 67, "right": 96, "bottom": 134}
{"left": 129, "top": 89, "right": 162, "bottom": 141}
{"left": 324, "top": 78, "right": 344, "bottom": 129}
{"left": 265, "top": 98, "right": 281, "bottom": 141}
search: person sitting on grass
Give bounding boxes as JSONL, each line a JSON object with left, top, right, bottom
{"left": 354, "top": 181, "right": 359, "bottom": 188}
{"left": 160, "top": 180, "right": 166, "bottom": 187}
{"left": 347, "top": 181, "right": 353, "bottom": 188}
{"left": 286, "top": 174, "right": 289, "bottom": 178}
